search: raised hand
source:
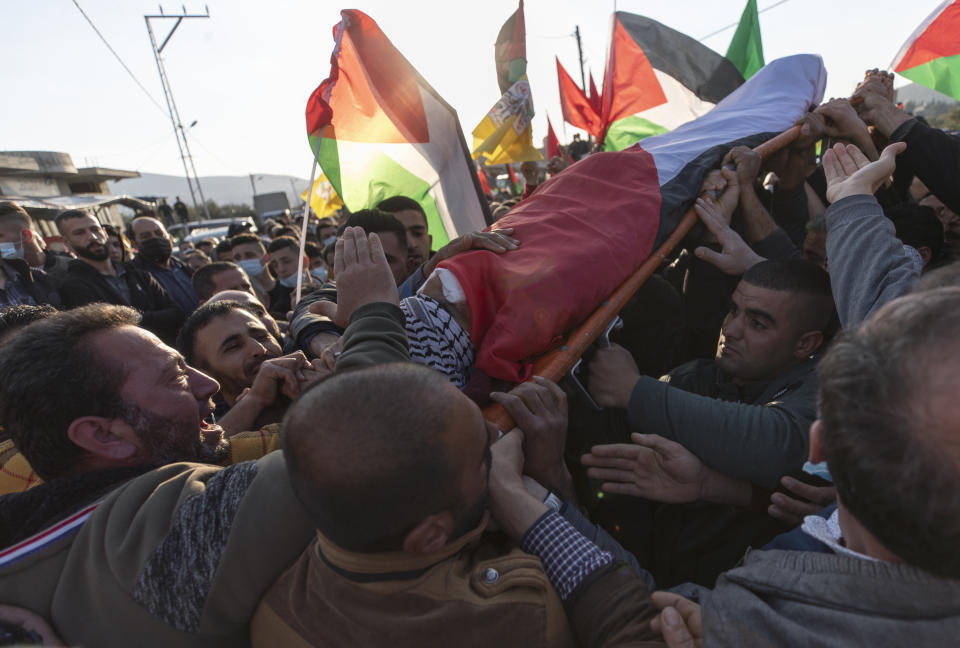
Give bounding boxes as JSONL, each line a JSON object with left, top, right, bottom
{"left": 490, "top": 376, "right": 571, "bottom": 496}
{"left": 308, "top": 226, "right": 399, "bottom": 327}
{"left": 693, "top": 196, "right": 765, "bottom": 275}
{"left": 581, "top": 433, "right": 705, "bottom": 504}
{"left": 650, "top": 592, "right": 703, "bottom": 648}
{"left": 768, "top": 475, "right": 837, "bottom": 526}
{"left": 585, "top": 343, "right": 641, "bottom": 409}
{"left": 815, "top": 99, "right": 878, "bottom": 160}
{"left": 823, "top": 141, "right": 906, "bottom": 203}
{"left": 423, "top": 228, "right": 520, "bottom": 275}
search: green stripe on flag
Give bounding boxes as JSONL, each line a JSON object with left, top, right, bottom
{"left": 603, "top": 116, "right": 670, "bottom": 152}
{"left": 312, "top": 135, "right": 343, "bottom": 200}
{"left": 335, "top": 149, "right": 451, "bottom": 247}
{"left": 898, "top": 52, "right": 960, "bottom": 102}
{"left": 726, "top": 0, "right": 764, "bottom": 80}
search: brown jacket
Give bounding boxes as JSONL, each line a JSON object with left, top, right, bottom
{"left": 252, "top": 515, "right": 577, "bottom": 648}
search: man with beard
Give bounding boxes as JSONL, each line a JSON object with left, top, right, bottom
{"left": 0, "top": 228, "right": 412, "bottom": 647}
{"left": 130, "top": 216, "right": 199, "bottom": 315}
{"left": 57, "top": 210, "right": 183, "bottom": 344}
{"left": 177, "top": 300, "right": 325, "bottom": 431}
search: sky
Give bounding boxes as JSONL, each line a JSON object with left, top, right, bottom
{"left": 1, "top": 0, "right": 940, "bottom": 181}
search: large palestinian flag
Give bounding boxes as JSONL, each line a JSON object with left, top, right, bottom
{"left": 306, "top": 10, "right": 490, "bottom": 246}
{"left": 601, "top": 12, "right": 746, "bottom": 151}
{"left": 437, "top": 55, "right": 826, "bottom": 383}
{"left": 891, "top": 0, "right": 960, "bottom": 101}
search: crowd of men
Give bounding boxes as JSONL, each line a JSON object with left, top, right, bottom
{"left": 0, "top": 68, "right": 958, "bottom": 646}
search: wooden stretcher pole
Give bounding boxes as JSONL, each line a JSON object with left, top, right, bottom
{"left": 483, "top": 124, "right": 804, "bottom": 431}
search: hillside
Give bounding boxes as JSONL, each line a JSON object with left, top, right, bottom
{"left": 108, "top": 172, "right": 310, "bottom": 208}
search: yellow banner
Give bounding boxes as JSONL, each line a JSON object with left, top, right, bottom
{"left": 472, "top": 77, "right": 543, "bottom": 165}
{"left": 301, "top": 173, "right": 344, "bottom": 220}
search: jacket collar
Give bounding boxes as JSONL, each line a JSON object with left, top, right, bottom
{"left": 315, "top": 511, "right": 490, "bottom": 582}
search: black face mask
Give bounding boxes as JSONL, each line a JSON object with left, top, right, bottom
{"left": 139, "top": 237, "right": 172, "bottom": 263}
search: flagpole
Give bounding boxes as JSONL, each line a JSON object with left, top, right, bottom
{"left": 295, "top": 135, "right": 324, "bottom": 305}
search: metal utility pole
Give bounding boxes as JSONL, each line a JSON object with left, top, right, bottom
{"left": 574, "top": 25, "right": 591, "bottom": 144}
{"left": 145, "top": 6, "right": 211, "bottom": 220}
{"left": 574, "top": 25, "right": 587, "bottom": 93}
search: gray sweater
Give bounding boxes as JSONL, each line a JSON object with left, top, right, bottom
{"left": 701, "top": 549, "right": 960, "bottom": 646}
{"left": 825, "top": 194, "right": 919, "bottom": 326}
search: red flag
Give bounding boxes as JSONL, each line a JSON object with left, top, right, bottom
{"left": 588, "top": 72, "right": 602, "bottom": 115}
{"left": 600, "top": 16, "right": 668, "bottom": 141}
{"left": 556, "top": 57, "right": 603, "bottom": 138}
{"left": 546, "top": 116, "right": 560, "bottom": 159}
{"left": 477, "top": 166, "right": 493, "bottom": 197}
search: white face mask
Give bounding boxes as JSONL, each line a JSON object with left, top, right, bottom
{"left": 237, "top": 258, "right": 264, "bottom": 278}
{"left": 0, "top": 241, "right": 23, "bottom": 260}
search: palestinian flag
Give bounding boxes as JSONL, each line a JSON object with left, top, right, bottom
{"left": 306, "top": 10, "right": 490, "bottom": 247}
{"left": 437, "top": 55, "right": 825, "bottom": 383}
{"left": 726, "top": 0, "right": 765, "bottom": 80}
{"left": 891, "top": 0, "right": 960, "bottom": 101}
{"left": 472, "top": 0, "right": 542, "bottom": 164}
{"left": 602, "top": 12, "right": 745, "bottom": 152}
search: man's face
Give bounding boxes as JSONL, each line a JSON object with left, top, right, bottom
{"left": 61, "top": 214, "right": 109, "bottom": 261}
{"left": 210, "top": 268, "right": 255, "bottom": 296}
{"left": 318, "top": 225, "right": 337, "bottom": 242}
{"left": 191, "top": 310, "right": 282, "bottom": 396}
{"left": 444, "top": 389, "right": 494, "bottom": 538}
{"left": 379, "top": 231, "right": 411, "bottom": 286}
{"left": 232, "top": 242, "right": 265, "bottom": 263}
{"left": 716, "top": 281, "right": 804, "bottom": 383}
{"left": 207, "top": 291, "right": 281, "bottom": 342}
{"left": 392, "top": 209, "right": 432, "bottom": 268}
{"left": 269, "top": 246, "right": 301, "bottom": 280}
{"left": 131, "top": 217, "right": 170, "bottom": 246}
{"left": 0, "top": 221, "right": 26, "bottom": 255}
{"left": 98, "top": 326, "right": 227, "bottom": 465}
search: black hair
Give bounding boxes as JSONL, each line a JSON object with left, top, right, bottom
{"left": 176, "top": 300, "right": 263, "bottom": 366}
{"left": 376, "top": 195, "right": 425, "bottom": 216}
{"left": 191, "top": 261, "right": 244, "bottom": 301}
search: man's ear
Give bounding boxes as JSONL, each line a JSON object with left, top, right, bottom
{"left": 809, "top": 419, "right": 825, "bottom": 464}
{"left": 66, "top": 417, "right": 140, "bottom": 461}
{"left": 794, "top": 330, "right": 824, "bottom": 359}
{"left": 402, "top": 512, "right": 454, "bottom": 555}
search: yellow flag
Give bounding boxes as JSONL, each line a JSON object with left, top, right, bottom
{"left": 301, "top": 173, "right": 344, "bottom": 220}
{"left": 472, "top": 77, "right": 543, "bottom": 165}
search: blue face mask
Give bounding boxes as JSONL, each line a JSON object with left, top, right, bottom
{"left": 323, "top": 235, "right": 337, "bottom": 247}
{"left": 278, "top": 274, "right": 301, "bottom": 289}
{"left": 310, "top": 266, "right": 328, "bottom": 282}
{"left": 237, "top": 258, "right": 264, "bottom": 278}
{"left": 0, "top": 241, "right": 24, "bottom": 261}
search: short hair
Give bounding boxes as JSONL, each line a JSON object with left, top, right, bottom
{"left": 266, "top": 236, "right": 300, "bottom": 254}
{"left": 817, "top": 287, "right": 960, "bottom": 578}
{"left": 176, "top": 300, "right": 261, "bottom": 366}
{"left": 0, "top": 305, "right": 140, "bottom": 479}
{"left": 913, "top": 259, "right": 960, "bottom": 292}
{"left": 54, "top": 209, "right": 97, "bottom": 234}
{"left": 304, "top": 242, "right": 322, "bottom": 259}
{"left": 742, "top": 258, "right": 836, "bottom": 340}
{"left": 0, "top": 304, "right": 58, "bottom": 344}
{"left": 0, "top": 201, "right": 33, "bottom": 229}
{"left": 283, "top": 363, "right": 459, "bottom": 552}
{"left": 340, "top": 209, "right": 406, "bottom": 248}
{"left": 229, "top": 233, "right": 263, "bottom": 249}
{"left": 214, "top": 239, "right": 233, "bottom": 256}
{"left": 272, "top": 226, "right": 298, "bottom": 239}
{"left": 191, "top": 261, "right": 244, "bottom": 301}
{"left": 885, "top": 203, "right": 944, "bottom": 261}
{"left": 376, "top": 196, "right": 425, "bottom": 217}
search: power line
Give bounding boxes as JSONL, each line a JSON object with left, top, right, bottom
{"left": 70, "top": 0, "right": 168, "bottom": 116}
{"left": 699, "top": 0, "right": 791, "bottom": 41}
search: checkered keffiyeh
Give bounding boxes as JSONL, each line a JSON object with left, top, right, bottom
{"left": 521, "top": 511, "right": 613, "bottom": 600}
{"left": 401, "top": 295, "right": 475, "bottom": 388}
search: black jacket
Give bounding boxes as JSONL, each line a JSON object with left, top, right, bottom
{"left": 60, "top": 259, "right": 184, "bottom": 343}
{"left": 1, "top": 258, "right": 63, "bottom": 308}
